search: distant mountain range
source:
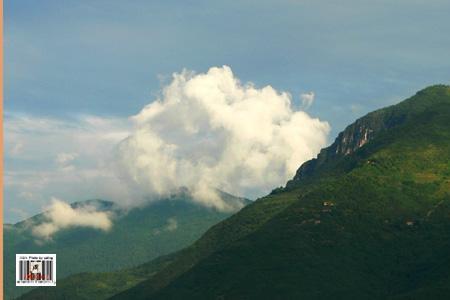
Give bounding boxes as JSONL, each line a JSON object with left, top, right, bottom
{"left": 20, "top": 85, "right": 450, "bottom": 299}
{"left": 5, "top": 191, "right": 249, "bottom": 299}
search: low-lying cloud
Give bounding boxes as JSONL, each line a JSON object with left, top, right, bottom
{"left": 165, "top": 217, "right": 178, "bottom": 232}
{"left": 115, "top": 66, "right": 330, "bottom": 210}
{"left": 32, "top": 198, "right": 113, "bottom": 240}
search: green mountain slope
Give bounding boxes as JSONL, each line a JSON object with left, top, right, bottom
{"left": 110, "top": 85, "right": 450, "bottom": 299}
{"left": 5, "top": 192, "right": 248, "bottom": 300}
{"left": 14, "top": 253, "right": 177, "bottom": 300}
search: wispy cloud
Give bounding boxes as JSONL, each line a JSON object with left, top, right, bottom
{"left": 32, "top": 198, "right": 113, "bottom": 241}
{"left": 4, "top": 113, "right": 131, "bottom": 222}
{"left": 55, "top": 152, "right": 78, "bottom": 165}
{"left": 300, "top": 91, "right": 315, "bottom": 109}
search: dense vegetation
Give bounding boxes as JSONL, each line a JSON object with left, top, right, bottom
{"left": 6, "top": 193, "right": 247, "bottom": 300}
{"left": 21, "top": 85, "right": 450, "bottom": 299}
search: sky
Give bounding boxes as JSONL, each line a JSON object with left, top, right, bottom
{"left": 4, "top": 0, "right": 450, "bottom": 223}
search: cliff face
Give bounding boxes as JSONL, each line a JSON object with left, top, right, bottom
{"left": 333, "top": 122, "right": 374, "bottom": 155}
{"left": 289, "top": 111, "right": 398, "bottom": 182}
{"left": 289, "top": 85, "right": 450, "bottom": 184}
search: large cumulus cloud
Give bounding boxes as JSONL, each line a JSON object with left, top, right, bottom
{"left": 115, "top": 66, "right": 330, "bottom": 210}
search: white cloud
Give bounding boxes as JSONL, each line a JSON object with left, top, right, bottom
{"left": 300, "top": 91, "right": 315, "bottom": 109}
{"left": 55, "top": 152, "right": 78, "bottom": 166}
{"left": 115, "top": 66, "right": 330, "bottom": 210}
{"left": 165, "top": 217, "right": 178, "bottom": 232}
{"left": 5, "top": 66, "right": 331, "bottom": 222}
{"left": 32, "top": 198, "right": 113, "bottom": 240}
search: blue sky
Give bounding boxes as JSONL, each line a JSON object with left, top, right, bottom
{"left": 4, "top": 0, "right": 450, "bottom": 222}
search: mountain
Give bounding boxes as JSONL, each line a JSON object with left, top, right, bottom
{"left": 20, "top": 85, "right": 450, "bottom": 300}
{"left": 5, "top": 192, "right": 249, "bottom": 300}
{"left": 110, "top": 85, "right": 450, "bottom": 299}
{"left": 286, "top": 85, "right": 449, "bottom": 185}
